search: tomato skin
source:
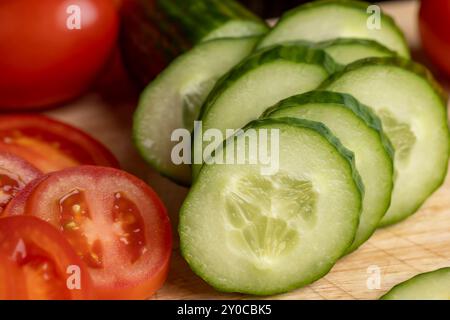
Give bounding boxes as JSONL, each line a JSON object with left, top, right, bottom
{"left": 419, "top": 0, "right": 450, "bottom": 77}
{"left": 6, "top": 166, "right": 172, "bottom": 300}
{"left": 0, "top": 216, "right": 94, "bottom": 300}
{"left": 0, "top": 0, "right": 119, "bottom": 110}
{"left": 0, "top": 115, "right": 119, "bottom": 172}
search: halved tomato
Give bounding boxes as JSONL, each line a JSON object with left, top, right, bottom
{"left": 0, "top": 151, "right": 42, "bottom": 215}
{"left": 0, "top": 216, "right": 94, "bottom": 300}
{"left": 7, "top": 166, "right": 172, "bottom": 300}
{"left": 0, "top": 115, "right": 119, "bottom": 173}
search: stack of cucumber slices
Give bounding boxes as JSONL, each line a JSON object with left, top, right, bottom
{"left": 132, "top": 0, "right": 450, "bottom": 297}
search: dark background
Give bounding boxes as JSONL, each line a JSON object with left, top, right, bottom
{"left": 240, "top": 0, "right": 391, "bottom": 18}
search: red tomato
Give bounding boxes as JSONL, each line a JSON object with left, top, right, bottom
{"left": 0, "top": 216, "right": 94, "bottom": 300}
{"left": 6, "top": 166, "right": 172, "bottom": 300}
{"left": 0, "top": 151, "right": 42, "bottom": 215}
{"left": 4, "top": 175, "right": 49, "bottom": 217}
{"left": 0, "top": 252, "right": 27, "bottom": 300}
{"left": 419, "top": 0, "right": 450, "bottom": 77}
{"left": 0, "top": 115, "right": 119, "bottom": 173}
{"left": 0, "top": 0, "right": 119, "bottom": 109}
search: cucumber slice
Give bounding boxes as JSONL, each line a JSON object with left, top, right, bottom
{"left": 263, "top": 91, "right": 393, "bottom": 252}
{"left": 381, "top": 268, "right": 450, "bottom": 300}
{"left": 133, "top": 37, "right": 259, "bottom": 185}
{"left": 193, "top": 43, "right": 339, "bottom": 179}
{"left": 317, "top": 38, "right": 396, "bottom": 65}
{"left": 180, "top": 118, "right": 363, "bottom": 295}
{"left": 322, "top": 57, "right": 449, "bottom": 226}
{"left": 257, "top": 0, "right": 409, "bottom": 58}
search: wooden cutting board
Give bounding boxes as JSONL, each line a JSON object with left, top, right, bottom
{"left": 45, "top": 0, "right": 450, "bottom": 300}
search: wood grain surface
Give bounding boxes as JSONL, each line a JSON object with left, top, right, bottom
{"left": 45, "top": 0, "right": 450, "bottom": 300}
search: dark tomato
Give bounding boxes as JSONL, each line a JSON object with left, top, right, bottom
{"left": 419, "top": 0, "right": 450, "bottom": 77}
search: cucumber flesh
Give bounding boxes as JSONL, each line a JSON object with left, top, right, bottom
{"left": 317, "top": 38, "right": 396, "bottom": 65}
{"left": 258, "top": 0, "right": 409, "bottom": 58}
{"left": 133, "top": 37, "right": 260, "bottom": 185}
{"left": 193, "top": 43, "right": 339, "bottom": 179}
{"left": 264, "top": 91, "right": 394, "bottom": 252}
{"left": 381, "top": 268, "right": 450, "bottom": 300}
{"left": 180, "top": 118, "right": 362, "bottom": 295}
{"left": 322, "top": 57, "right": 449, "bottom": 226}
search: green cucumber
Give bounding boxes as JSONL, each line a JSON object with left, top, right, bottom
{"left": 133, "top": 37, "right": 260, "bottom": 185}
{"left": 381, "top": 268, "right": 450, "bottom": 300}
{"left": 263, "top": 91, "right": 394, "bottom": 252}
{"left": 121, "top": 0, "right": 268, "bottom": 87}
{"left": 322, "top": 57, "right": 449, "bottom": 226}
{"left": 157, "top": 0, "right": 268, "bottom": 43}
{"left": 180, "top": 118, "right": 363, "bottom": 295}
{"left": 193, "top": 43, "right": 339, "bottom": 179}
{"left": 317, "top": 38, "right": 396, "bottom": 65}
{"left": 257, "top": 0, "right": 410, "bottom": 58}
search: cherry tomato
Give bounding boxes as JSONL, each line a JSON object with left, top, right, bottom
{"left": 0, "top": 216, "right": 94, "bottom": 300}
{"left": 0, "top": 115, "right": 119, "bottom": 173}
{"left": 0, "top": 151, "right": 42, "bottom": 216}
{"left": 0, "top": 0, "right": 119, "bottom": 109}
{"left": 419, "top": 0, "right": 450, "bottom": 77}
{"left": 6, "top": 166, "right": 172, "bottom": 300}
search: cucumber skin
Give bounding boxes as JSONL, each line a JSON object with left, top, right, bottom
{"left": 198, "top": 43, "right": 340, "bottom": 120}
{"left": 321, "top": 57, "right": 449, "bottom": 227}
{"left": 263, "top": 91, "right": 395, "bottom": 161}
{"left": 157, "top": 0, "right": 267, "bottom": 43}
{"left": 120, "top": 0, "right": 268, "bottom": 88}
{"left": 380, "top": 267, "right": 450, "bottom": 300}
{"left": 181, "top": 117, "right": 363, "bottom": 295}
{"left": 263, "top": 91, "right": 394, "bottom": 252}
{"left": 321, "top": 57, "right": 448, "bottom": 105}
{"left": 316, "top": 38, "right": 397, "bottom": 60}
{"left": 257, "top": 0, "right": 410, "bottom": 58}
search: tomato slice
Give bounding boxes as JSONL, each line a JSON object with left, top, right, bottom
{"left": 0, "top": 115, "right": 119, "bottom": 173}
{"left": 0, "top": 151, "right": 42, "bottom": 216}
{"left": 0, "top": 216, "right": 94, "bottom": 300}
{"left": 15, "top": 166, "right": 172, "bottom": 300}
{"left": 0, "top": 252, "right": 28, "bottom": 300}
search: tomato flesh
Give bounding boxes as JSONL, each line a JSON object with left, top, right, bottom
{"left": 0, "top": 171, "right": 22, "bottom": 211}
{"left": 0, "top": 216, "right": 94, "bottom": 300}
{"left": 111, "top": 192, "right": 147, "bottom": 264}
{"left": 9, "top": 166, "right": 172, "bottom": 300}
{"left": 59, "top": 189, "right": 104, "bottom": 269}
{"left": 0, "top": 151, "right": 42, "bottom": 215}
{"left": 0, "top": 115, "right": 119, "bottom": 173}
